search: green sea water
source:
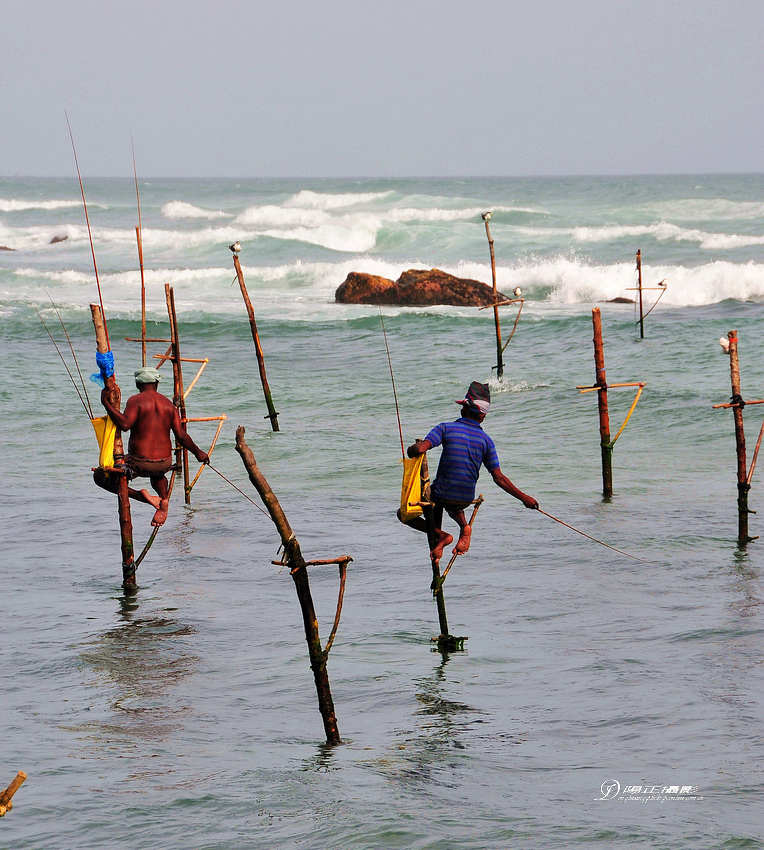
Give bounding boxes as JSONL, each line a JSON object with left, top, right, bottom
{"left": 1, "top": 175, "right": 762, "bottom": 849}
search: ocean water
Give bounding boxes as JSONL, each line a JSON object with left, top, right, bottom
{"left": 1, "top": 175, "right": 762, "bottom": 849}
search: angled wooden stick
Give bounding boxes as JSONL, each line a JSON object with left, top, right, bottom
{"left": 235, "top": 425, "right": 348, "bottom": 744}
{"left": 0, "top": 771, "right": 26, "bottom": 817}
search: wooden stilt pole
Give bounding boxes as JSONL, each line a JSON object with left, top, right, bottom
{"left": 90, "top": 304, "right": 136, "bottom": 589}
{"left": 235, "top": 426, "right": 345, "bottom": 744}
{"left": 419, "top": 454, "right": 466, "bottom": 651}
{"left": 636, "top": 249, "right": 644, "bottom": 339}
{"left": 592, "top": 308, "right": 613, "bottom": 498}
{"left": 232, "top": 254, "right": 280, "bottom": 431}
{"left": 482, "top": 212, "right": 504, "bottom": 379}
{"left": 728, "top": 331, "right": 752, "bottom": 543}
{"left": 165, "top": 285, "right": 191, "bottom": 503}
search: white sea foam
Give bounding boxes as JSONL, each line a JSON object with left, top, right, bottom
{"left": 645, "top": 198, "right": 764, "bottom": 221}
{"left": 0, "top": 198, "right": 103, "bottom": 212}
{"left": 234, "top": 206, "right": 330, "bottom": 227}
{"left": 284, "top": 190, "right": 393, "bottom": 209}
{"left": 161, "top": 201, "right": 232, "bottom": 220}
{"left": 569, "top": 222, "right": 764, "bottom": 251}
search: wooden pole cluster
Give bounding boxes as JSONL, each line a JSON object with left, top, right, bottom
{"left": 712, "top": 330, "right": 763, "bottom": 544}
{"left": 482, "top": 212, "right": 504, "bottom": 379}
{"left": 235, "top": 426, "right": 350, "bottom": 745}
{"left": 91, "top": 304, "right": 136, "bottom": 589}
{"left": 0, "top": 771, "right": 26, "bottom": 817}
{"left": 232, "top": 254, "right": 280, "bottom": 431}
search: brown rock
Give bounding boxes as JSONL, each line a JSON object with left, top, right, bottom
{"left": 335, "top": 268, "right": 508, "bottom": 307}
{"left": 0, "top": 245, "right": 15, "bottom": 251}
{"left": 335, "top": 272, "right": 396, "bottom": 304}
{"left": 50, "top": 235, "right": 68, "bottom": 244}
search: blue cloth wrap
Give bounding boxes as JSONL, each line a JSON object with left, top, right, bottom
{"left": 90, "top": 350, "right": 115, "bottom": 388}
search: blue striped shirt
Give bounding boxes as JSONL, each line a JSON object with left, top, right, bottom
{"left": 425, "top": 417, "right": 500, "bottom": 503}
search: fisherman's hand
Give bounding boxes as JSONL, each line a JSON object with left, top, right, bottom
{"left": 100, "top": 387, "right": 111, "bottom": 408}
{"left": 522, "top": 494, "right": 539, "bottom": 510}
{"left": 198, "top": 452, "right": 210, "bottom": 465}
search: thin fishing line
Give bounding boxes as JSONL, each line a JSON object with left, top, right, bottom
{"left": 132, "top": 136, "right": 147, "bottom": 367}
{"left": 65, "top": 111, "right": 110, "bottom": 350}
{"left": 35, "top": 307, "right": 91, "bottom": 417}
{"left": 378, "top": 307, "right": 405, "bottom": 459}
{"left": 537, "top": 507, "right": 649, "bottom": 563}
{"left": 44, "top": 288, "right": 94, "bottom": 418}
{"left": 207, "top": 463, "right": 271, "bottom": 519}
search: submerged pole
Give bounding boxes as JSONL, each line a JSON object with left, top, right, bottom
{"left": 482, "top": 212, "right": 504, "bottom": 379}
{"left": 235, "top": 426, "right": 342, "bottom": 744}
{"left": 90, "top": 304, "right": 136, "bottom": 588}
{"left": 728, "top": 330, "right": 751, "bottom": 543}
{"left": 592, "top": 308, "right": 613, "bottom": 498}
{"left": 232, "top": 254, "right": 280, "bottom": 431}
{"left": 636, "top": 249, "right": 644, "bottom": 339}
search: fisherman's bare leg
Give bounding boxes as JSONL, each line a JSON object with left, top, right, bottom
{"left": 396, "top": 509, "right": 453, "bottom": 561}
{"left": 150, "top": 474, "right": 170, "bottom": 527}
{"left": 445, "top": 507, "right": 471, "bottom": 555}
{"left": 94, "top": 469, "right": 161, "bottom": 510}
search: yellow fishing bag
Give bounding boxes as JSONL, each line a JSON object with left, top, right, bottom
{"left": 91, "top": 415, "right": 117, "bottom": 469}
{"left": 400, "top": 455, "right": 424, "bottom": 522}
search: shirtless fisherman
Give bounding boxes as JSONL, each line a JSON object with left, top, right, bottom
{"left": 94, "top": 366, "right": 209, "bottom": 527}
{"left": 400, "top": 381, "right": 539, "bottom": 561}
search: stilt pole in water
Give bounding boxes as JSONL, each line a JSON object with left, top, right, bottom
{"left": 91, "top": 304, "right": 136, "bottom": 588}
{"left": 482, "top": 212, "right": 504, "bottom": 379}
{"left": 728, "top": 331, "right": 751, "bottom": 543}
{"left": 419, "top": 453, "right": 466, "bottom": 652}
{"left": 592, "top": 308, "right": 613, "bottom": 498}
{"left": 636, "top": 249, "right": 644, "bottom": 339}
{"left": 165, "top": 285, "right": 191, "bottom": 503}
{"left": 232, "top": 254, "right": 280, "bottom": 431}
{"left": 235, "top": 426, "right": 348, "bottom": 744}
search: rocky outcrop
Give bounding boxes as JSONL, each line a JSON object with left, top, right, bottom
{"left": 50, "top": 235, "right": 68, "bottom": 244}
{"left": 0, "top": 245, "right": 15, "bottom": 251}
{"left": 335, "top": 268, "right": 508, "bottom": 307}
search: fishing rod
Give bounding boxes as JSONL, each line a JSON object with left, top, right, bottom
{"left": 132, "top": 136, "right": 147, "bottom": 367}
{"left": 65, "top": 111, "right": 110, "bottom": 351}
{"left": 207, "top": 463, "right": 272, "bottom": 519}
{"left": 43, "top": 288, "right": 94, "bottom": 418}
{"left": 35, "top": 306, "right": 92, "bottom": 417}
{"left": 536, "top": 507, "right": 649, "bottom": 563}
{"left": 378, "top": 306, "right": 405, "bottom": 459}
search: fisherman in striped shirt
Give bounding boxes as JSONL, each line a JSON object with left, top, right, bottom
{"left": 402, "top": 381, "right": 538, "bottom": 562}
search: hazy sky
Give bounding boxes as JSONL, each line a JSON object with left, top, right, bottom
{"left": 2, "top": 0, "right": 763, "bottom": 177}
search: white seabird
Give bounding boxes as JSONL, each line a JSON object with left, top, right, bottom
{"left": 229, "top": 241, "right": 241, "bottom": 253}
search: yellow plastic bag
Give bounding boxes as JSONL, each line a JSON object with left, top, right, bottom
{"left": 91, "top": 415, "right": 117, "bottom": 469}
{"left": 400, "top": 455, "right": 424, "bottom": 522}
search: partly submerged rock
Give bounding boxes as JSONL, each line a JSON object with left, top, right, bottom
{"left": 50, "top": 235, "right": 68, "bottom": 244}
{"left": 604, "top": 296, "right": 635, "bottom": 304}
{"left": 335, "top": 268, "right": 508, "bottom": 307}
{"left": 0, "top": 245, "right": 15, "bottom": 251}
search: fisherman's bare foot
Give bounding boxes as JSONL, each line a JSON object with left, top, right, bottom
{"left": 151, "top": 499, "right": 169, "bottom": 527}
{"left": 140, "top": 489, "right": 161, "bottom": 510}
{"left": 430, "top": 530, "right": 453, "bottom": 562}
{"left": 454, "top": 525, "right": 472, "bottom": 555}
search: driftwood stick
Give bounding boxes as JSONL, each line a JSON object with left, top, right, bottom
{"left": 323, "top": 558, "right": 350, "bottom": 657}
{"left": 234, "top": 425, "right": 342, "bottom": 745}
{"left": 0, "top": 771, "right": 26, "bottom": 817}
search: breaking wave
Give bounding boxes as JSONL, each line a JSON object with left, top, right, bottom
{"left": 161, "top": 201, "right": 232, "bottom": 220}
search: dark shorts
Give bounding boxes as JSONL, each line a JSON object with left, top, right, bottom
{"left": 124, "top": 455, "right": 173, "bottom": 480}
{"left": 432, "top": 495, "right": 472, "bottom": 512}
